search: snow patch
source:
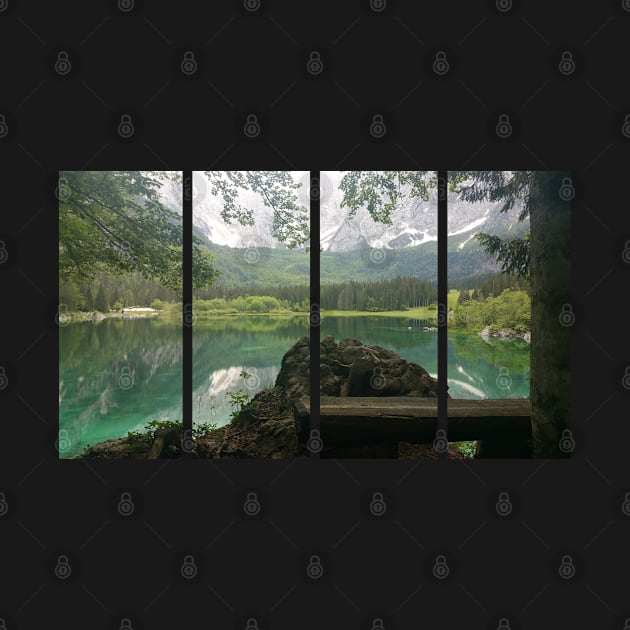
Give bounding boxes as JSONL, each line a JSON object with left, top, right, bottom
{"left": 408, "top": 232, "right": 437, "bottom": 246}
{"left": 448, "top": 216, "right": 488, "bottom": 236}
{"left": 457, "top": 233, "right": 476, "bottom": 250}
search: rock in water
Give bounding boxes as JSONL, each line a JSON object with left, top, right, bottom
{"left": 196, "top": 336, "right": 444, "bottom": 460}
{"left": 274, "top": 335, "right": 442, "bottom": 400}
{"left": 274, "top": 336, "right": 311, "bottom": 410}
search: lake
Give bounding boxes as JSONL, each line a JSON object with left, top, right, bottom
{"left": 59, "top": 318, "right": 183, "bottom": 459}
{"left": 319, "top": 316, "right": 530, "bottom": 400}
{"left": 58, "top": 315, "right": 529, "bottom": 458}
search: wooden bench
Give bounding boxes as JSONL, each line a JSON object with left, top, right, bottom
{"left": 293, "top": 396, "right": 532, "bottom": 457}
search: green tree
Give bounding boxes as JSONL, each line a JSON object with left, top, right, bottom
{"left": 231, "top": 296, "right": 246, "bottom": 312}
{"left": 209, "top": 298, "right": 228, "bottom": 311}
{"left": 261, "top": 296, "right": 280, "bottom": 311}
{"left": 338, "top": 170, "right": 570, "bottom": 458}
{"left": 245, "top": 296, "right": 267, "bottom": 312}
{"left": 339, "top": 171, "right": 430, "bottom": 224}
{"left": 449, "top": 171, "right": 532, "bottom": 277}
{"left": 337, "top": 170, "right": 533, "bottom": 276}
{"left": 94, "top": 284, "right": 109, "bottom": 312}
{"left": 59, "top": 171, "right": 219, "bottom": 292}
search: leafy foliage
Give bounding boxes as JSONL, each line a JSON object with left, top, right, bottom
{"left": 204, "top": 171, "right": 309, "bottom": 248}
{"left": 224, "top": 371, "right": 258, "bottom": 421}
{"left": 448, "top": 171, "right": 532, "bottom": 221}
{"left": 125, "top": 419, "right": 218, "bottom": 452}
{"left": 195, "top": 276, "right": 437, "bottom": 313}
{"left": 59, "top": 171, "right": 218, "bottom": 292}
{"left": 449, "top": 171, "right": 534, "bottom": 277}
{"left": 59, "top": 270, "right": 177, "bottom": 311}
{"left": 338, "top": 171, "right": 431, "bottom": 225}
{"left": 338, "top": 170, "right": 534, "bottom": 278}
{"left": 450, "top": 289, "right": 531, "bottom": 333}
{"left": 455, "top": 441, "right": 477, "bottom": 458}
{"left": 475, "top": 233, "right": 530, "bottom": 277}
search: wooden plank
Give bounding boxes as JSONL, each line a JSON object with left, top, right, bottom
{"left": 294, "top": 397, "right": 531, "bottom": 446}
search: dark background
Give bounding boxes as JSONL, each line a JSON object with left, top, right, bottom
{"left": 1, "top": 0, "right": 629, "bottom": 628}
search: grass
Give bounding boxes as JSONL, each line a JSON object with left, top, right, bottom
{"left": 447, "top": 289, "right": 460, "bottom": 311}
{"left": 319, "top": 290, "right": 459, "bottom": 319}
{"left": 321, "top": 306, "right": 437, "bottom": 319}
{"left": 62, "top": 290, "right": 462, "bottom": 323}
{"left": 193, "top": 309, "right": 308, "bottom": 318}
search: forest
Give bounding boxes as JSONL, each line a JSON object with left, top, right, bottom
{"left": 196, "top": 275, "right": 436, "bottom": 313}
{"left": 59, "top": 272, "right": 177, "bottom": 312}
{"left": 60, "top": 265, "right": 529, "bottom": 331}
{"left": 59, "top": 170, "right": 570, "bottom": 461}
{"left": 450, "top": 288, "right": 531, "bottom": 334}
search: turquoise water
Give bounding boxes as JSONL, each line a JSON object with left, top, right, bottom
{"left": 59, "top": 315, "right": 528, "bottom": 458}
{"left": 59, "top": 318, "right": 183, "bottom": 458}
{"left": 320, "top": 316, "right": 530, "bottom": 400}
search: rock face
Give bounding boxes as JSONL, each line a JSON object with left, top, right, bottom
{"left": 275, "top": 336, "right": 311, "bottom": 410}
{"left": 195, "top": 387, "right": 300, "bottom": 459}
{"left": 275, "top": 336, "right": 442, "bottom": 405}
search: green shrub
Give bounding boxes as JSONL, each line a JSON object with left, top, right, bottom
{"left": 456, "top": 441, "right": 477, "bottom": 458}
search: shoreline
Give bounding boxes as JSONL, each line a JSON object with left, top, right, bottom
{"left": 58, "top": 308, "right": 160, "bottom": 324}
{"left": 58, "top": 308, "right": 530, "bottom": 341}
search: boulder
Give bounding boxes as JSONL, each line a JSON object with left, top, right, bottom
{"left": 274, "top": 336, "right": 310, "bottom": 409}
{"left": 195, "top": 336, "right": 445, "bottom": 459}
{"left": 274, "top": 335, "right": 442, "bottom": 401}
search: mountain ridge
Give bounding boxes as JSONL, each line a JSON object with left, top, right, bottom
{"left": 189, "top": 171, "right": 527, "bottom": 255}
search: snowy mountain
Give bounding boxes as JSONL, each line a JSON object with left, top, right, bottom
{"left": 157, "top": 175, "right": 183, "bottom": 215}
{"left": 189, "top": 171, "right": 527, "bottom": 254}
{"left": 319, "top": 171, "right": 526, "bottom": 252}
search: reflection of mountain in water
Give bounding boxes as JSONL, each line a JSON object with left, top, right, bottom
{"left": 447, "top": 333, "right": 530, "bottom": 400}
{"left": 194, "top": 365, "right": 279, "bottom": 427}
{"left": 192, "top": 317, "right": 308, "bottom": 427}
{"left": 59, "top": 315, "right": 529, "bottom": 458}
{"left": 59, "top": 319, "right": 184, "bottom": 458}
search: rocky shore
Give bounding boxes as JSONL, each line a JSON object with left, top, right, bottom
{"left": 479, "top": 326, "right": 531, "bottom": 344}
{"left": 79, "top": 336, "right": 462, "bottom": 460}
{"left": 58, "top": 308, "right": 160, "bottom": 324}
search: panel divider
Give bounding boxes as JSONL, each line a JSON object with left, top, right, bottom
{"left": 437, "top": 171, "right": 448, "bottom": 459}
{"left": 310, "top": 170, "right": 321, "bottom": 458}
{"left": 183, "top": 171, "right": 193, "bottom": 459}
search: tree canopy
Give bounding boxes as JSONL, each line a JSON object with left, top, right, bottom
{"left": 337, "top": 170, "right": 533, "bottom": 277}
{"left": 59, "top": 170, "right": 535, "bottom": 294}
{"left": 204, "top": 171, "right": 309, "bottom": 248}
{"left": 59, "top": 171, "right": 218, "bottom": 292}
{"left": 452, "top": 171, "right": 532, "bottom": 277}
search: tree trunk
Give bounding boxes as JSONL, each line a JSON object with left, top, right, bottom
{"left": 529, "top": 172, "right": 572, "bottom": 458}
